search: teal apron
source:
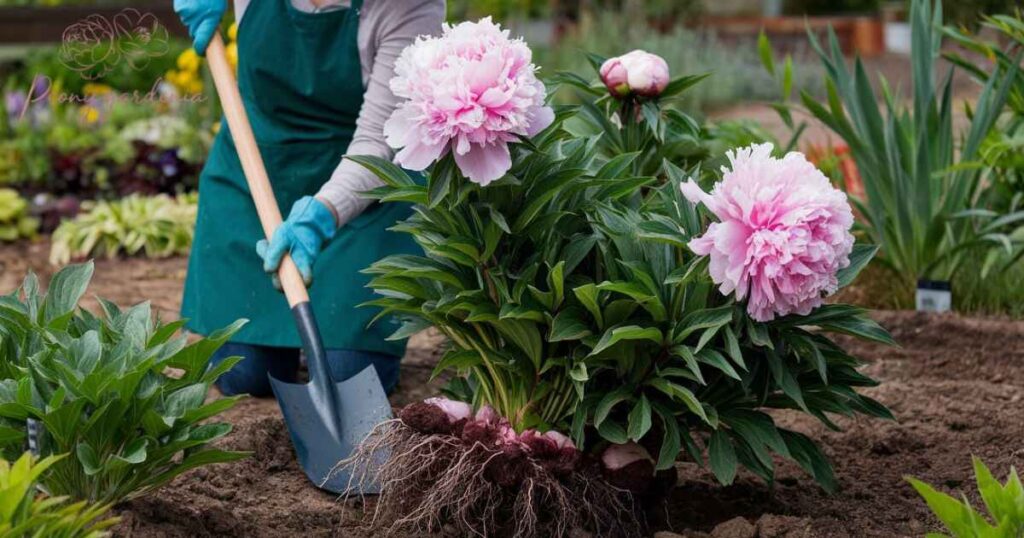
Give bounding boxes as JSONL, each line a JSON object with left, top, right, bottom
{"left": 182, "top": 0, "right": 413, "bottom": 356}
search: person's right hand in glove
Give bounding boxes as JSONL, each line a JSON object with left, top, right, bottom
{"left": 173, "top": 0, "right": 227, "bottom": 55}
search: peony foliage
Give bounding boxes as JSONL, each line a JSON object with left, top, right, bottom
{"left": 358, "top": 92, "right": 892, "bottom": 494}
{"left": 359, "top": 19, "right": 893, "bottom": 490}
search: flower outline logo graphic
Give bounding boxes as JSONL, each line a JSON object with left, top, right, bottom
{"left": 58, "top": 8, "right": 170, "bottom": 80}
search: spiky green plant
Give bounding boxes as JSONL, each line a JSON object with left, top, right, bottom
{"left": 0, "top": 453, "right": 117, "bottom": 538}
{"left": 762, "top": 0, "right": 1024, "bottom": 302}
{"left": 908, "top": 457, "right": 1024, "bottom": 538}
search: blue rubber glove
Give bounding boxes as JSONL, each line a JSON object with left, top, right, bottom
{"left": 173, "top": 0, "right": 227, "bottom": 55}
{"left": 257, "top": 196, "right": 338, "bottom": 290}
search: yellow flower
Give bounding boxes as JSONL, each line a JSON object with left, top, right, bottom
{"left": 177, "top": 48, "right": 201, "bottom": 73}
{"left": 228, "top": 22, "right": 238, "bottom": 42}
{"left": 187, "top": 79, "right": 204, "bottom": 95}
{"left": 79, "top": 105, "right": 100, "bottom": 124}
{"left": 212, "top": 121, "right": 221, "bottom": 134}
{"left": 226, "top": 42, "right": 238, "bottom": 71}
{"left": 83, "top": 83, "right": 113, "bottom": 96}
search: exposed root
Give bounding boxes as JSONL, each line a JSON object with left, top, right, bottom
{"left": 335, "top": 419, "right": 644, "bottom": 538}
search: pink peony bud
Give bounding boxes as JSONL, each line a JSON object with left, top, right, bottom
{"left": 599, "top": 50, "right": 670, "bottom": 98}
{"left": 424, "top": 397, "right": 473, "bottom": 423}
{"left": 600, "top": 441, "right": 653, "bottom": 471}
{"left": 599, "top": 57, "right": 630, "bottom": 98}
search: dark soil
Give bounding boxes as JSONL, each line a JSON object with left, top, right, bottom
{"left": 2, "top": 241, "right": 1023, "bottom": 537}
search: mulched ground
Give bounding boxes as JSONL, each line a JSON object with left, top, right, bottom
{"left": 2, "top": 241, "right": 1022, "bottom": 538}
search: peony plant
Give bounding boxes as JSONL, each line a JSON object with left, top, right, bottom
{"left": 344, "top": 18, "right": 893, "bottom": 538}
{"left": 552, "top": 49, "right": 711, "bottom": 181}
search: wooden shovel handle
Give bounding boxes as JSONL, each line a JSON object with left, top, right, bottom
{"left": 206, "top": 34, "right": 309, "bottom": 307}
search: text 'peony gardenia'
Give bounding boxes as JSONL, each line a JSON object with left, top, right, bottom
{"left": 383, "top": 17, "right": 555, "bottom": 186}
{"left": 680, "top": 143, "right": 855, "bottom": 321}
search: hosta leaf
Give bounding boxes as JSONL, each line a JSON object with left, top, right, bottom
{"left": 76, "top": 443, "right": 101, "bottom": 476}
{"left": 113, "top": 438, "right": 149, "bottom": 466}
{"left": 42, "top": 262, "right": 94, "bottom": 324}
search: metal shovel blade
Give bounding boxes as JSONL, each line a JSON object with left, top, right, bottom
{"left": 270, "top": 303, "right": 393, "bottom": 494}
{"left": 270, "top": 366, "right": 391, "bottom": 494}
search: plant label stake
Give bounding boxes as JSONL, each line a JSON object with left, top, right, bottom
{"left": 206, "top": 34, "right": 391, "bottom": 494}
{"left": 915, "top": 279, "right": 951, "bottom": 313}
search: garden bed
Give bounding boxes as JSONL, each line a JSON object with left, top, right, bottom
{"left": 2, "top": 242, "right": 1021, "bottom": 537}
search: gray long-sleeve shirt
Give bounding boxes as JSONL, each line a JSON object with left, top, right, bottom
{"left": 233, "top": 0, "right": 446, "bottom": 226}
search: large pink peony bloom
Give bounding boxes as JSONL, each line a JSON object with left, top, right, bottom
{"left": 383, "top": 17, "right": 555, "bottom": 186}
{"left": 680, "top": 143, "right": 855, "bottom": 321}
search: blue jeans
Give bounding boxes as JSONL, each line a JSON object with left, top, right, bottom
{"left": 210, "top": 342, "right": 401, "bottom": 397}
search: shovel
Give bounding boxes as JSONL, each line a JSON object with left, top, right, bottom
{"left": 206, "top": 34, "right": 392, "bottom": 494}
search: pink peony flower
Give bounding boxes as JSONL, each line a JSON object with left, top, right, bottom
{"left": 424, "top": 397, "right": 473, "bottom": 423}
{"left": 383, "top": 17, "right": 554, "bottom": 185}
{"left": 599, "top": 50, "right": 670, "bottom": 98}
{"left": 680, "top": 143, "right": 854, "bottom": 321}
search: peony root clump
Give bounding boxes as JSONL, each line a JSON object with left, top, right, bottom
{"left": 337, "top": 398, "right": 659, "bottom": 538}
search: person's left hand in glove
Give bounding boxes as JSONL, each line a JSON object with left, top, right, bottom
{"left": 257, "top": 196, "right": 338, "bottom": 290}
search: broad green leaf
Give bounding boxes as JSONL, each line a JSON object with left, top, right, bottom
{"left": 709, "top": 429, "right": 738, "bottom": 485}
{"left": 627, "top": 395, "right": 652, "bottom": 441}
{"left": 347, "top": 154, "right": 416, "bottom": 187}
{"left": 594, "top": 387, "right": 631, "bottom": 427}
{"left": 549, "top": 308, "right": 592, "bottom": 342}
{"left": 837, "top": 244, "right": 879, "bottom": 288}
{"left": 780, "top": 430, "right": 836, "bottom": 493}
{"left": 590, "top": 325, "right": 663, "bottom": 355}
{"left": 42, "top": 262, "right": 94, "bottom": 323}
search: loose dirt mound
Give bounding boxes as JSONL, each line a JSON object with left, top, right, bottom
{"left": 2, "top": 245, "right": 1022, "bottom": 537}
{"left": 113, "top": 315, "right": 1024, "bottom": 537}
